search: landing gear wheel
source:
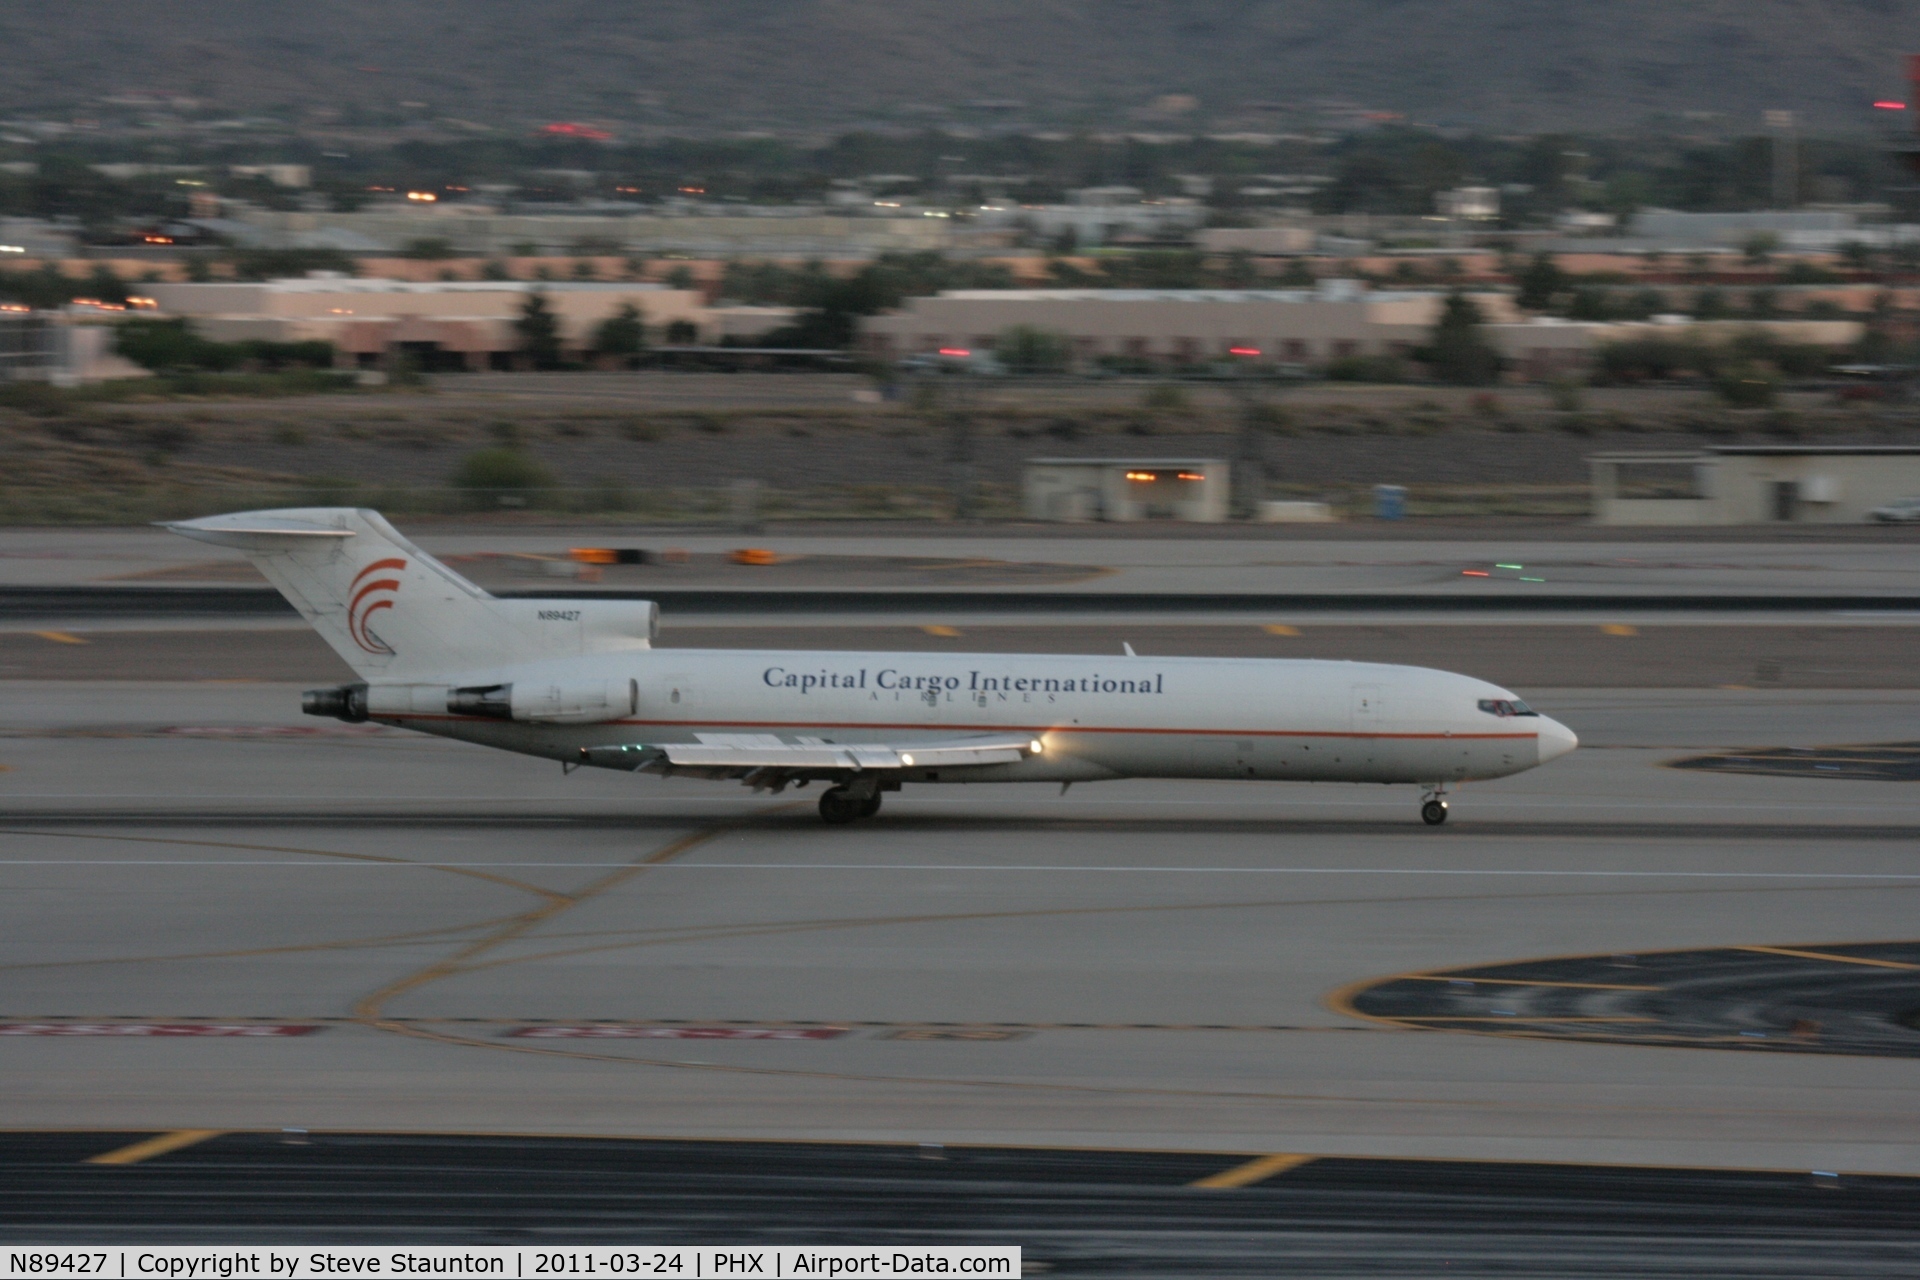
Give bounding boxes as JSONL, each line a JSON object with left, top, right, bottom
{"left": 819, "top": 787, "right": 863, "bottom": 824}
{"left": 858, "top": 791, "right": 883, "bottom": 819}
{"left": 1421, "top": 799, "right": 1449, "bottom": 826}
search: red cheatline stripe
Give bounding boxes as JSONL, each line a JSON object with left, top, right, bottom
{"left": 397, "top": 714, "right": 1535, "bottom": 741}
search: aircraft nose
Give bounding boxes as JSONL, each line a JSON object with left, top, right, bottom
{"left": 1537, "top": 716, "right": 1579, "bottom": 764}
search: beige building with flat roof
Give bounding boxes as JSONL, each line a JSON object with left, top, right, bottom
{"left": 142, "top": 278, "right": 707, "bottom": 369}
{"left": 861, "top": 287, "right": 1866, "bottom": 381}
{"left": 1591, "top": 446, "right": 1920, "bottom": 525}
{"left": 858, "top": 283, "right": 1519, "bottom": 368}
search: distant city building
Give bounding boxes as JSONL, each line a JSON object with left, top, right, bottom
{"left": 860, "top": 282, "right": 1517, "bottom": 368}
{"left": 974, "top": 201, "right": 1207, "bottom": 248}
{"left": 142, "top": 278, "right": 708, "bottom": 369}
{"left": 228, "top": 164, "right": 313, "bottom": 188}
{"left": 225, "top": 206, "right": 954, "bottom": 257}
{"left": 1627, "top": 209, "right": 1854, "bottom": 245}
{"left": 0, "top": 217, "right": 80, "bottom": 258}
{"left": 1194, "top": 226, "right": 1316, "bottom": 255}
{"left": 862, "top": 286, "right": 1863, "bottom": 381}
{"left": 1436, "top": 186, "right": 1499, "bottom": 220}
{"left": 0, "top": 311, "right": 150, "bottom": 384}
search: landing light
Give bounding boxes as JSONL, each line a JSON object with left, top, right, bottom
{"left": 900, "top": 753, "right": 915, "bottom": 766}
{"left": 1029, "top": 739, "right": 1044, "bottom": 753}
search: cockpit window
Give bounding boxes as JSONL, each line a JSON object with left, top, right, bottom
{"left": 1478, "top": 698, "right": 1539, "bottom": 718}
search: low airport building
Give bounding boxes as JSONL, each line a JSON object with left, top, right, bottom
{"left": 1590, "top": 445, "right": 1920, "bottom": 525}
{"left": 140, "top": 277, "right": 708, "bottom": 369}
{"left": 860, "top": 287, "right": 1863, "bottom": 382}
{"left": 0, "top": 310, "right": 151, "bottom": 384}
{"left": 1023, "top": 457, "right": 1230, "bottom": 522}
{"left": 860, "top": 283, "right": 1522, "bottom": 371}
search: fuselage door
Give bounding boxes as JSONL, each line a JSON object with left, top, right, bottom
{"left": 1350, "top": 683, "right": 1385, "bottom": 770}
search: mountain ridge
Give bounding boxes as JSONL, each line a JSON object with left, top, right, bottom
{"left": 5, "top": 2, "right": 1918, "bottom": 134}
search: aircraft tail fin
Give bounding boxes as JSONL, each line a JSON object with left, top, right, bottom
{"left": 164, "top": 507, "right": 656, "bottom": 679}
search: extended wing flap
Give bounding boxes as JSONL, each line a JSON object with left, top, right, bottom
{"left": 580, "top": 734, "right": 1037, "bottom": 773}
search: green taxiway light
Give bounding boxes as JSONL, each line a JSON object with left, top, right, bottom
{"left": 1495, "top": 563, "right": 1523, "bottom": 570}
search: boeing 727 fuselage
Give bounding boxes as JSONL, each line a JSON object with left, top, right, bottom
{"left": 169, "top": 508, "right": 1577, "bottom": 824}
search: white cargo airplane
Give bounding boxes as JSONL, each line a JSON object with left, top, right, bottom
{"left": 168, "top": 508, "right": 1577, "bottom": 825}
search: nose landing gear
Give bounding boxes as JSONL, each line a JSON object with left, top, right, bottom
{"left": 1419, "top": 784, "right": 1450, "bottom": 826}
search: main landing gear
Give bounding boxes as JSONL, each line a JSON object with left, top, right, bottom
{"left": 1420, "top": 785, "right": 1450, "bottom": 826}
{"left": 819, "top": 784, "right": 883, "bottom": 824}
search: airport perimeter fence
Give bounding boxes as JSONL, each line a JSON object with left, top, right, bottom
{"left": 0, "top": 481, "right": 1592, "bottom": 525}
{"left": 0, "top": 481, "right": 1023, "bottom": 525}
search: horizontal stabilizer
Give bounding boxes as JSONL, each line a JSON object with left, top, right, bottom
{"left": 163, "top": 513, "right": 357, "bottom": 548}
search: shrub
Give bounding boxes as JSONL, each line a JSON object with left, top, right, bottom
{"left": 1141, "top": 383, "right": 1191, "bottom": 413}
{"left": 1595, "top": 336, "right": 1695, "bottom": 384}
{"left": 994, "top": 324, "right": 1073, "bottom": 374}
{"left": 1325, "top": 355, "right": 1407, "bottom": 383}
{"left": 115, "top": 318, "right": 334, "bottom": 373}
{"left": 1423, "top": 291, "right": 1503, "bottom": 385}
{"left": 1714, "top": 361, "right": 1779, "bottom": 408}
{"left": 452, "top": 447, "right": 554, "bottom": 505}
{"left": 1547, "top": 377, "right": 1585, "bottom": 412}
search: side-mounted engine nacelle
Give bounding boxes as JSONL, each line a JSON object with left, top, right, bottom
{"left": 304, "top": 679, "right": 637, "bottom": 725}
{"left": 303, "top": 682, "right": 369, "bottom": 722}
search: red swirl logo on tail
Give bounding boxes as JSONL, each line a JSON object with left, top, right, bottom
{"left": 348, "top": 558, "right": 406, "bottom": 655}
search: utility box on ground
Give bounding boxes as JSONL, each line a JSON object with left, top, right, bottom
{"left": 1024, "top": 457, "right": 1230, "bottom": 522}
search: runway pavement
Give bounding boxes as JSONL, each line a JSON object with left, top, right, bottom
{"left": 11, "top": 525, "right": 1920, "bottom": 596}
{"left": 3, "top": 681, "right": 1920, "bottom": 1185}
{"left": 3, "top": 621, "right": 1920, "bottom": 687}
{"left": 4, "top": 1132, "right": 1918, "bottom": 1275}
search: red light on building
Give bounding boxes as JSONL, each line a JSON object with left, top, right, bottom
{"left": 1228, "top": 346, "right": 1261, "bottom": 357}
{"left": 937, "top": 347, "right": 970, "bottom": 357}
{"left": 541, "top": 122, "right": 613, "bottom": 141}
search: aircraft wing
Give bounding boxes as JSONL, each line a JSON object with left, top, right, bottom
{"left": 581, "top": 732, "right": 1039, "bottom": 774}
